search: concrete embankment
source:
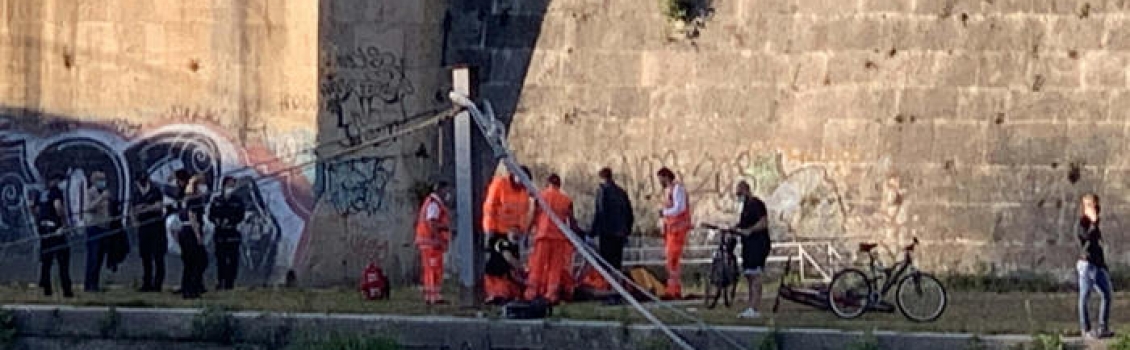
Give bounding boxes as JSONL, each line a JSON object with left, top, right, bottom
{"left": 3, "top": 304, "right": 1044, "bottom": 349}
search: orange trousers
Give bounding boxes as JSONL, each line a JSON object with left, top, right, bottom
{"left": 524, "top": 238, "right": 574, "bottom": 302}
{"left": 665, "top": 228, "right": 688, "bottom": 297}
{"left": 484, "top": 275, "right": 521, "bottom": 301}
{"left": 418, "top": 246, "right": 445, "bottom": 303}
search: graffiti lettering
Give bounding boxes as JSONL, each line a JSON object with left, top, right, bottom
{"left": 319, "top": 156, "right": 398, "bottom": 216}
{"left": 167, "top": 105, "right": 227, "bottom": 125}
{"left": 321, "top": 45, "right": 415, "bottom": 146}
{"left": 278, "top": 95, "right": 318, "bottom": 112}
{"left": 0, "top": 123, "right": 312, "bottom": 282}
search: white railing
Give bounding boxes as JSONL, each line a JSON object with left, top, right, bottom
{"left": 619, "top": 239, "right": 845, "bottom": 283}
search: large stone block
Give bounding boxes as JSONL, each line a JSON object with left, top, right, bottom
{"left": 699, "top": 86, "right": 775, "bottom": 119}
{"left": 573, "top": 11, "right": 662, "bottom": 51}
{"left": 841, "top": 87, "right": 898, "bottom": 120}
{"left": 560, "top": 51, "right": 642, "bottom": 86}
{"left": 1081, "top": 52, "right": 1127, "bottom": 89}
{"left": 825, "top": 51, "right": 883, "bottom": 85}
{"left": 1008, "top": 90, "right": 1106, "bottom": 122}
{"left": 915, "top": 0, "right": 980, "bottom": 16}
{"left": 898, "top": 87, "right": 959, "bottom": 121}
{"left": 1028, "top": 54, "right": 1082, "bottom": 89}
{"left": 640, "top": 50, "right": 697, "bottom": 87}
{"left": 821, "top": 118, "right": 880, "bottom": 162}
{"left": 985, "top": 123, "right": 1068, "bottom": 166}
{"left": 919, "top": 204, "right": 997, "bottom": 241}
{"left": 957, "top": 88, "right": 1010, "bottom": 121}
{"left": 933, "top": 52, "right": 978, "bottom": 87}
{"left": 877, "top": 122, "right": 935, "bottom": 165}
{"left": 1065, "top": 122, "right": 1123, "bottom": 165}
{"left": 975, "top": 52, "right": 1029, "bottom": 89}
{"left": 795, "top": 0, "right": 860, "bottom": 14}
{"left": 931, "top": 123, "right": 986, "bottom": 164}
{"left": 738, "top": 0, "right": 799, "bottom": 14}
{"left": 1107, "top": 17, "right": 1130, "bottom": 50}
{"left": 780, "top": 53, "right": 828, "bottom": 89}
{"left": 1045, "top": 17, "right": 1105, "bottom": 50}
{"left": 861, "top": 0, "right": 912, "bottom": 12}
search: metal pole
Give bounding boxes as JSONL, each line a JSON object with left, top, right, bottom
{"left": 452, "top": 66, "right": 483, "bottom": 308}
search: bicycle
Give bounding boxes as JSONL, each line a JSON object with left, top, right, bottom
{"left": 826, "top": 237, "right": 947, "bottom": 322}
{"left": 700, "top": 224, "right": 742, "bottom": 309}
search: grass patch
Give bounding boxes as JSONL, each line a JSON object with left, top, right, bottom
{"left": 1031, "top": 333, "right": 1063, "bottom": 350}
{"left": 756, "top": 326, "right": 781, "bottom": 350}
{"left": 940, "top": 272, "right": 1066, "bottom": 293}
{"left": 1110, "top": 332, "right": 1130, "bottom": 350}
{"left": 847, "top": 329, "right": 880, "bottom": 350}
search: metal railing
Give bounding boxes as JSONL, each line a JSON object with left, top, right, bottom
{"left": 620, "top": 238, "right": 845, "bottom": 283}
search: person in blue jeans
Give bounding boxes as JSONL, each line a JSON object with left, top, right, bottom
{"left": 1077, "top": 193, "right": 1114, "bottom": 339}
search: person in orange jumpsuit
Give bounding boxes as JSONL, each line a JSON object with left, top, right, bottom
{"left": 415, "top": 181, "right": 452, "bottom": 305}
{"left": 656, "top": 167, "right": 691, "bottom": 299}
{"left": 481, "top": 166, "right": 532, "bottom": 294}
{"left": 523, "top": 174, "right": 582, "bottom": 304}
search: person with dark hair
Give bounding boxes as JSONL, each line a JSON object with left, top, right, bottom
{"left": 1077, "top": 193, "right": 1114, "bottom": 339}
{"left": 178, "top": 174, "right": 210, "bottom": 299}
{"left": 415, "top": 180, "right": 452, "bottom": 304}
{"left": 729, "top": 181, "right": 771, "bottom": 319}
{"left": 523, "top": 173, "right": 582, "bottom": 304}
{"left": 589, "top": 167, "right": 634, "bottom": 304}
{"left": 655, "top": 167, "right": 690, "bottom": 299}
{"left": 34, "top": 172, "right": 73, "bottom": 297}
{"left": 210, "top": 176, "right": 246, "bottom": 291}
{"left": 131, "top": 172, "right": 166, "bottom": 292}
{"left": 82, "top": 171, "right": 113, "bottom": 292}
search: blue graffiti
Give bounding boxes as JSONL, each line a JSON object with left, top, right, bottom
{"left": 319, "top": 156, "right": 397, "bottom": 216}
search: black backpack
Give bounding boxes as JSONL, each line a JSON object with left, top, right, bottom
{"left": 501, "top": 298, "right": 553, "bottom": 319}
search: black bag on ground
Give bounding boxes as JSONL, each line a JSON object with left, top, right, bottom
{"left": 501, "top": 298, "right": 553, "bottom": 319}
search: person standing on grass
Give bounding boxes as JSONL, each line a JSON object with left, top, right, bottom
{"left": 82, "top": 171, "right": 113, "bottom": 293}
{"left": 656, "top": 167, "right": 691, "bottom": 300}
{"left": 1077, "top": 193, "right": 1114, "bottom": 339}
{"left": 131, "top": 173, "right": 167, "bottom": 292}
{"left": 178, "top": 174, "right": 210, "bottom": 299}
{"left": 730, "top": 181, "right": 771, "bottom": 319}
{"left": 588, "top": 167, "right": 634, "bottom": 305}
{"left": 415, "top": 181, "right": 452, "bottom": 305}
{"left": 34, "top": 172, "right": 73, "bottom": 298}
{"left": 210, "top": 176, "right": 246, "bottom": 291}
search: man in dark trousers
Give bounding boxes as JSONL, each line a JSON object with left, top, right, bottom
{"left": 131, "top": 172, "right": 166, "bottom": 292}
{"left": 82, "top": 171, "right": 113, "bottom": 292}
{"left": 34, "top": 172, "right": 73, "bottom": 297}
{"left": 588, "top": 167, "right": 634, "bottom": 304}
{"left": 209, "top": 176, "right": 246, "bottom": 290}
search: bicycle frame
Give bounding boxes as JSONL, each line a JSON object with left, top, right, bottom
{"left": 863, "top": 245, "right": 918, "bottom": 301}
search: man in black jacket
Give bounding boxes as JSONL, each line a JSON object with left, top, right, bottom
{"left": 589, "top": 168, "right": 634, "bottom": 303}
{"left": 209, "top": 176, "right": 246, "bottom": 291}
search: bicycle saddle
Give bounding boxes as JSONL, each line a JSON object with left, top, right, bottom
{"left": 858, "top": 243, "right": 878, "bottom": 252}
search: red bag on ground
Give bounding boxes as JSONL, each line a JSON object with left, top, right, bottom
{"left": 360, "top": 262, "right": 390, "bottom": 300}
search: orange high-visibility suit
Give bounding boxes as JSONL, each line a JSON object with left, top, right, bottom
{"left": 482, "top": 176, "right": 531, "bottom": 236}
{"left": 523, "top": 186, "right": 575, "bottom": 303}
{"left": 415, "top": 193, "right": 451, "bottom": 303}
{"left": 660, "top": 180, "right": 691, "bottom": 298}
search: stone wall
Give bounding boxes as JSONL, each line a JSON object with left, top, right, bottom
{"left": 297, "top": 0, "right": 451, "bottom": 286}
{"left": 0, "top": 0, "right": 319, "bottom": 284}
{"left": 483, "top": 0, "right": 1130, "bottom": 275}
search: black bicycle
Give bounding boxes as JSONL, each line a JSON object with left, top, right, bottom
{"left": 700, "top": 224, "right": 742, "bottom": 309}
{"left": 826, "top": 237, "right": 947, "bottom": 322}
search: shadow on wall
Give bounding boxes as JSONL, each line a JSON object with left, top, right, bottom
{"left": 0, "top": 107, "right": 314, "bottom": 286}
{"left": 443, "top": 0, "right": 552, "bottom": 179}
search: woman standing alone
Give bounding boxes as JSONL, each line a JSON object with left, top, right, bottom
{"left": 1077, "top": 193, "right": 1114, "bottom": 339}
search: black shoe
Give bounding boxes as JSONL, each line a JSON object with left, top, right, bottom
{"left": 63, "top": 291, "right": 74, "bottom": 298}
{"left": 43, "top": 289, "right": 52, "bottom": 297}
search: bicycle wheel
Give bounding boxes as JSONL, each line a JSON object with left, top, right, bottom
{"left": 827, "top": 268, "right": 872, "bottom": 319}
{"left": 896, "top": 272, "right": 947, "bottom": 322}
{"left": 723, "top": 255, "right": 739, "bottom": 308}
{"left": 704, "top": 256, "right": 724, "bottom": 309}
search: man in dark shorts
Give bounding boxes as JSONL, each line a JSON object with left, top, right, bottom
{"left": 730, "top": 181, "right": 770, "bottom": 319}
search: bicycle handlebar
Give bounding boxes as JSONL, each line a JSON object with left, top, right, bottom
{"left": 700, "top": 223, "right": 745, "bottom": 236}
{"left": 904, "top": 237, "right": 920, "bottom": 252}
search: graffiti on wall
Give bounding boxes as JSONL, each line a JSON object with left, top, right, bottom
{"left": 318, "top": 156, "right": 398, "bottom": 216}
{"left": 602, "top": 150, "right": 849, "bottom": 239}
{"left": 321, "top": 45, "right": 416, "bottom": 146}
{"left": 0, "top": 123, "right": 314, "bottom": 279}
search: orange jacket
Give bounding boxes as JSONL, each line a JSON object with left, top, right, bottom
{"left": 415, "top": 194, "right": 451, "bottom": 248}
{"left": 662, "top": 181, "right": 692, "bottom": 233}
{"left": 483, "top": 176, "right": 530, "bottom": 233}
{"left": 534, "top": 186, "right": 573, "bottom": 241}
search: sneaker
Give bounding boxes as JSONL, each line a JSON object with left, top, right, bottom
{"left": 737, "top": 308, "right": 761, "bottom": 319}
{"left": 1095, "top": 329, "right": 1116, "bottom": 339}
{"left": 1083, "top": 330, "right": 1099, "bottom": 341}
